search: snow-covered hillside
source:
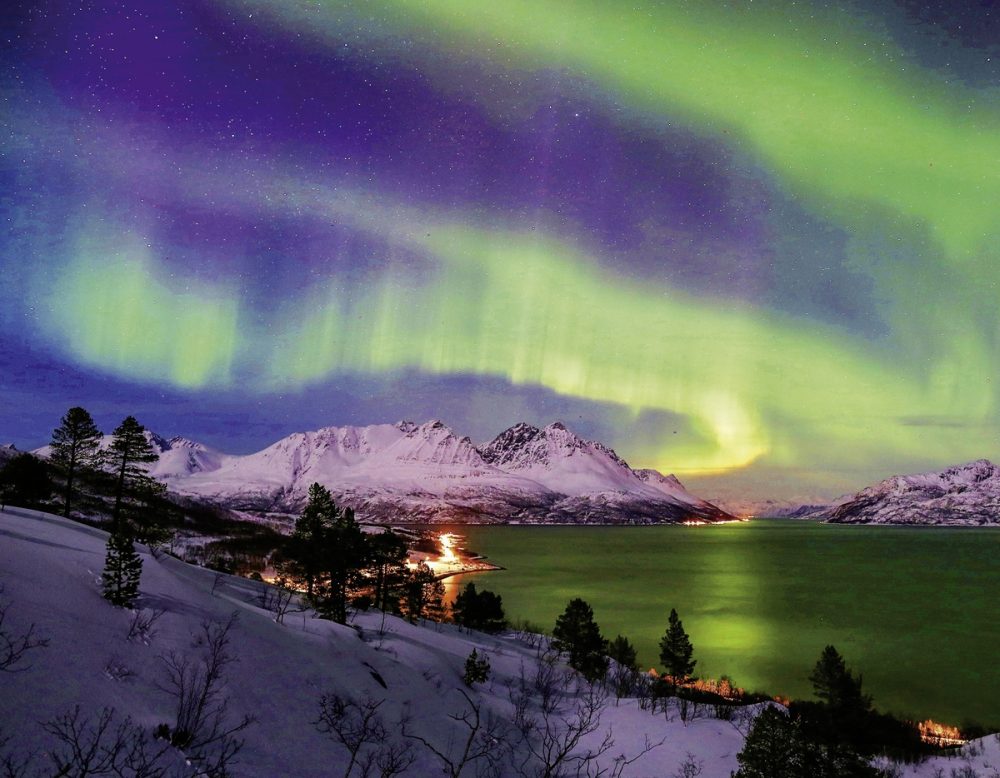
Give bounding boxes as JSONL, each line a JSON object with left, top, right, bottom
{"left": 0, "top": 507, "right": 743, "bottom": 776}
{"left": 171, "top": 420, "right": 732, "bottom": 524}
{"left": 2, "top": 508, "right": 995, "bottom": 777}
{"left": 822, "top": 459, "right": 1000, "bottom": 525}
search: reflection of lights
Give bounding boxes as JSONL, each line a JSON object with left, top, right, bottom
{"left": 438, "top": 533, "right": 458, "bottom": 563}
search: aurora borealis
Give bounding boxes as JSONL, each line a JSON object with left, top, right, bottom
{"left": 2, "top": 1, "right": 999, "bottom": 502}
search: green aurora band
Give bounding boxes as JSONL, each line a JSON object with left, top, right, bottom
{"left": 34, "top": 160, "right": 995, "bottom": 474}
{"left": 230, "top": 0, "right": 1000, "bottom": 258}
{"left": 11, "top": 0, "right": 1000, "bottom": 488}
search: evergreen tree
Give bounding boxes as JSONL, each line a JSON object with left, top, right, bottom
{"left": 0, "top": 453, "right": 53, "bottom": 508}
{"left": 659, "top": 608, "right": 696, "bottom": 686}
{"left": 366, "top": 529, "right": 410, "bottom": 612}
{"left": 452, "top": 582, "right": 507, "bottom": 633}
{"left": 281, "top": 484, "right": 369, "bottom": 623}
{"left": 733, "top": 707, "right": 883, "bottom": 778}
{"left": 50, "top": 406, "right": 103, "bottom": 518}
{"left": 102, "top": 530, "right": 143, "bottom": 607}
{"left": 804, "top": 645, "right": 874, "bottom": 750}
{"left": 809, "top": 645, "right": 871, "bottom": 716}
{"left": 607, "top": 634, "right": 639, "bottom": 671}
{"left": 321, "top": 505, "right": 366, "bottom": 624}
{"left": 402, "top": 562, "right": 445, "bottom": 624}
{"left": 552, "top": 597, "right": 609, "bottom": 682}
{"left": 607, "top": 634, "right": 640, "bottom": 700}
{"left": 284, "top": 483, "right": 339, "bottom": 600}
{"left": 106, "top": 417, "right": 160, "bottom": 532}
{"left": 463, "top": 648, "right": 491, "bottom": 687}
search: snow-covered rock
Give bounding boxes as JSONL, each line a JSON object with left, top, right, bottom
{"left": 822, "top": 459, "right": 1000, "bottom": 525}
{"left": 172, "top": 420, "right": 732, "bottom": 524}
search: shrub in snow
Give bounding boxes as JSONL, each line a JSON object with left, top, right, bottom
{"left": 0, "top": 584, "right": 49, "bottom": 671}
{"left": 156, "top": 613, "right": 255, "bottom": 773}
{"left": 315, "top": 693, "right": 414, "bottom": 778}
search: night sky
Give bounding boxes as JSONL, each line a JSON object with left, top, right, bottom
{"left": 2, "top": 1, "right": 999, "bottom": 502}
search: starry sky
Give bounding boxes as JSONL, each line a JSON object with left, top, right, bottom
{"left": 2, "top": 0, "right": 999, "bottom": 503}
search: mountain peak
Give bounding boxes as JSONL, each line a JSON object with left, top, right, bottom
{"left": 156, "top": 418, "right": 731, "bottom": 524}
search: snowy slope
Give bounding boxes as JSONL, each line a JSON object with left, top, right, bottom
{"left": 822, "top": 459, "right": 1000, "bottom": 525}
{"left": 173, "top": 420, "right": 731, "bottom": 524}
{"left": 0, "top": 507, "right": 746, "bottom": 777}
{"left": 1, "top": 508, "right": 993, "bottom": 777}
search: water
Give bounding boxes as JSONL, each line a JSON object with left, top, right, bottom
{"left": 445, "top": 520, "right": 1000, "bottom": 725}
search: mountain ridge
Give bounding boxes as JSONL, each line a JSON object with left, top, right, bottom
{"left": 154, "top": 419, "right": 733, "bottom": 524}
{"left": 819, "top": 458, "right": 1000, "bottom": 525}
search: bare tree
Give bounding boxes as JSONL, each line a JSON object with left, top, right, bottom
{"left": 507, "top": 645, "right": 571, "bottom": 722}
{"left": 356, "top": 738, "right": 416, "bottom": 778}
{"left": 156, "top": 613, "right": 255, "bottom": 774}
{"left": 403, "top": 688, "right": 509, "bottom": 778}
{"left": 256, "top": 577, "right": 302, "bottom": 625}
{"left": 673, "top": 751, "right": 704, "bottom": 778}
{"left": 512, "top": 681, "right": 611, "bottom": 778}
{"left": 0, "top": 727, "right": 34, "bottom": 778}
{"left": 127, "top": 608, "right": 165, "bottom": 645}
{"left": 315, "top": 694, "right": 413, "bottom": 778}
{"left": 0, "top": 585, "right": 49, "bottom": 672}
{"left": 43, "top": 705, "right": 170, "bottom": 777}
{"left": 509, "top": 662, "right": 663, "bottom": 778}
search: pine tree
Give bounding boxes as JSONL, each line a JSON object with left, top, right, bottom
{"left": 607, "top": 634, "right": 640, "bottom": 700}
{"left": 106, "top": 417, "right": 160, "bottom": 532}
{"left": 322, "top": 505, "right": 366, "bottom": 624}
{"left": 552, "top": 597, "right": 609, "bottom": 682}
{"left": 102, "top": 530, "right": 142, "bottom": 607}
{"left": 463, "top": 648, "right": 491, "bottom": 687}
{"left": 50, "top": 406, "right": 103, "bottom": 518}
{"left": 403, "top": 562, "right": 445, "bottom": 624}
{"left": 659, "top": 608, "right": 696, "bottom": 686}
{"left": 366, "top": 529, "right": 410, "bottom": 612}
{"left": 285, "top": 483, "right": 339, "bottom": 601}
{"left": 607, "top": 634, "right": 639, "bottom": 671}
{"left": 809, "top": 645, "right": 872, "bottom": 716}
{"left": 452, "top": 582, "right": 507, "bottom": 633}
{"left": 733, "top": 707, "right": 882, "bottom": 778}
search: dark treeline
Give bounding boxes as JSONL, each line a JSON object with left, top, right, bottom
{"left": 272, "top": 482, "right": 511, "bottom": 632}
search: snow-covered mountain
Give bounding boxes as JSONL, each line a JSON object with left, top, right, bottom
{"left": 172, "top": 420, "right": 732, "bottom": 524}
{"left": 33, "top": 433, "right": 231, "bottom": 480}
{"left": 821, "top": 459, "right": 1000, "bottom": 525}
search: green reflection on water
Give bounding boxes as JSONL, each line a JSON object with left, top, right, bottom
{"left": 447, "top": 520, "right": 999, "bottom": 725}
